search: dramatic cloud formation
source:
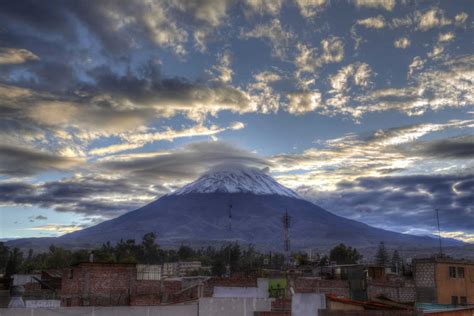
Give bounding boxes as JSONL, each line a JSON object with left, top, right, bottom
{"left": 0, "top": 0, "right": 472, "bottom": 241}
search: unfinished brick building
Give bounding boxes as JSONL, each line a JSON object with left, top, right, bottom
{"left": 61, "top": 262, "right": 161, "bottom": 306}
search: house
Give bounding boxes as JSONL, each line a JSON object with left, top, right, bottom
{"left": 40, "top": 270, "right": 62, "bottom": 291}
{"left": 162, "top": 262, "right": 179, "bottom": 278}
{"left": 178, "top": 261, "right": 202, "bottom": 276}
{"left": 12, "top": 274, "right": 41, "bottom": 291}
{"left": 413, "top": 256, "right": 474, "bottom": 305}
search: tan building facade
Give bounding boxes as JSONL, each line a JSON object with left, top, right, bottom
{"left": 414, "top": 257, "right": 474, "bottom": 305}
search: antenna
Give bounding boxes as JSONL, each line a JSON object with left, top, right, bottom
{"left": 226, "top": 203, "right": 233, "bottom": 277}
{"left": 283, "top": 209, "right": 291, "bottom": 267}
{"left": 228, "top": 203, "right": 233, "bottom": 232}
{"left": 435, "top": 208, "right": 443, "bottom": 256}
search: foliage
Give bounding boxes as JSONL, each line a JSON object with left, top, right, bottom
{"left": 375, "top": 241, "right": 390, "bottom": 266}
{"left": 2, "top": 233, "right": 363, "bottom": 277}
{"left": 329, "top": 243, "right": 363, "bottom": 264}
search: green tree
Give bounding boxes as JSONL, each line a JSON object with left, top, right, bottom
{"left": 0, "top": 242, "right": 10, "bottom": 273}
{"left": 391, "top": 250, "right": 402, "bottom": 273}
{"left": 141, "top": 233, "right": 161, "bottom": 264}
{"left": 375, "top": 242, "right": 389, "bottom": 266}
{"left": 5, "top": 248, "right": 23, "bottom": 286}
{"left": 45, "top": 245, "right": 72, "bottom": 269}
{"left": 318, "top": 255, "right": 329, "bottom": 267}
{"left": 329, "top": 244, "right": 362, "bottom": 264}
{"left": 211, "top": 257, "right": 227, "bottom": 276}
{"left": 177, "top": 245, "right": 194, "bottom": 261}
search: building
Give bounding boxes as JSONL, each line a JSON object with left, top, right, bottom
{"left": 11, "top": 274, "right": 41, "bottom": 291}
{"left": 61, "top": 262, "right": 162, "bottom": 306}
{"left": 179, "top": 261, "right": 202, "bottom": 276}
{"left": 162, "top": 262, "right": 179, "bottom": 278}
{"left": 414, "top": 257, "right": 474, "bottom": 305}
{"left": 162, "top": 261, "right": 203, "bottom": 278}
{"left": 136, "top": 264, "right": 162, "bottom": 280}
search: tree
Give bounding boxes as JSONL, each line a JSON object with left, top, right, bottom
{"left": 5, "top": 248, "right": 23, "bottom": 287}
{"left": 141, "top": 233, "right": 161, "bottom": 264}
{"left": 375, "top": 242, "right": 389, "bottom": 266}
{"left": 329, "top": 244, "right": 362, "bottom": 264}
{"left": 211, "top": 257, "right": 227, "bottom": 276}
{"left": 318, "top": 255, "right": 329, "bottom": 267}
{"left": 177, "top": 245, "right": 194, "bottom": 261}
{"left": 391, "top": 250, "right": 402, "bottom": 273}
{"left": 0, "top": 242, "right": 9, "bottom": 273}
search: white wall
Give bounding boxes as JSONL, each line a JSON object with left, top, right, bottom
{"left": 0, "top": 304, "right": 197, "bottom": 316}
{"left": 199, "top": 297, "right": 272, "bottom": 316}
{"left": 292, "top": 293, "right": 326, "bottom": 316}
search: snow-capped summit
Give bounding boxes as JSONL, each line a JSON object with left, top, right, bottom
{"left": 171, "top": 165, "right": 302, "bottom": 199}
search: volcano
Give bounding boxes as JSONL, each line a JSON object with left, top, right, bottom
{"left": 8, "top": 166, "right": 462, "bottom": 250}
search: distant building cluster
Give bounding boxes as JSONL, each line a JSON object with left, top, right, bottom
{"left": 1, "top": 255, "right": 474, "bottom": 316}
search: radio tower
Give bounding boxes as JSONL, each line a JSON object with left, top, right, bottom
{"left": 283, "top": 209, "right": 291, "bottom": 268}
{"left": 228, "top": 203, "right": 233, "bottom": 231}
{"left": 226, "top": 203, "right": 233, "bottom": 277}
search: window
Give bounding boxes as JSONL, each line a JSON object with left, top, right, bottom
{"left": 460, "top": 296, "right": 467, "bottom": 306}
{"left": 451, "top": 296, "right": 458, "bottom": 305}
{"left": 457, "top": 267, "right": 465, "bottom": 278}
{"left": 449, "top": 266, "right": 457, "bottom": 278}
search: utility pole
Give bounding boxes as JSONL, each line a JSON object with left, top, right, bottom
{"left": 436, "top": 208, "right": 443, "bottom": 256}
{"left": 283, "top": 209, "right": 291, "bottom": 269}
{"left": 226, "top": 203, "right": 233, "bottom": 277}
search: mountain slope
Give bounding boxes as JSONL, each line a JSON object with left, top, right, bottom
{"left": 7, "top": 166, "right": 463, "bottom": 250}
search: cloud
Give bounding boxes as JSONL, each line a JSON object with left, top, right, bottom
{"left": 353, "top": 0, "right": 395, "bottom": 11}
{"left": 247, "top": 71, "right": 282, "bottom": 113}
{"left": 28, "top": 223, "right": 89, "bottom": 234}
{"left": 394, "top": 37, "right": 410, "bottom": 49}
{"left": 356, "top": 16, "right": 386, "bottom": 29}
{"left": 315, "top": 174, "right": 474, "bottom": 237}
{"left": 100, "top": 141, "right": 271, "bottom": 183}
{"left": 407, "top": 56, "right": 425, "bottom": 79}
{"left": 406, "top": 135, "right": 474, "bottom": 159}
{"left": 295, "top": 36, "right": 345, "bottom": 75}
{"left": 294, "top": 0, "right": 327, "bottom": 18}
{"left": 209, "top": 50, "right": 233, "bottom": 84}
{"left": 271, "top": 120, "right": 473, "bottom": 191}
{"left": 454, "top": 12, "right": 469, "bottom": 26}
{"left": 244, "top": 0, "right": 284, "bottom": 16}
{"left": 0, "top": 144, "right": 82, "bottom": 176}
{"left": 241, "top": 19, "right": 294, "bottom": 59}
{"left": 416, "top": 8, "right": 452, "bottom": 31}
{"left": 438, "top": 32, "right": 455, "bottom": 43}
{"left": 0, "top": 48, "right": 39, "bottom": 64}
{"left": 286, "top": 91, "right": 323, "bottom": 114}
{"left": 28, "top": 215, "right": 48, "bottom": 222}
{"left": 0, "top": 141, "right": 271, "bottom": 219}
{"left": 354, "top": 55, "right": 474, "bottom": 117}
{"left": 0, "top": 175, "right": 161, "bottom": 219}
{"left": 324, "top": 62, "right": 373, "bottom": 112}
{"left": 89, "top": 122, "right": 246, "bottom": 156}
{"left": 329, "top": 63, "right": 373, "bottom": 92}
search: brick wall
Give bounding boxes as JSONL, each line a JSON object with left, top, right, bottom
{"left": 61, "top": 263, "right": 162, "bottom": 307}
{"left": 293, "top": 278, "right": 350, "bottom": 297}
{"left": 367, "top": 280, "right": 416, "bottom": 303}
{"left": 413, "top": 261, "right": 436, "bottom": 303}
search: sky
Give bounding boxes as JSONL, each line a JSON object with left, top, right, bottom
{"left": 0, "top": 0, "right": 473, "bottom": 243}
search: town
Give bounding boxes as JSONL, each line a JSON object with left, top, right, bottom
{"left": 1, "top": 234, "right": 473, "bottom": 316}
